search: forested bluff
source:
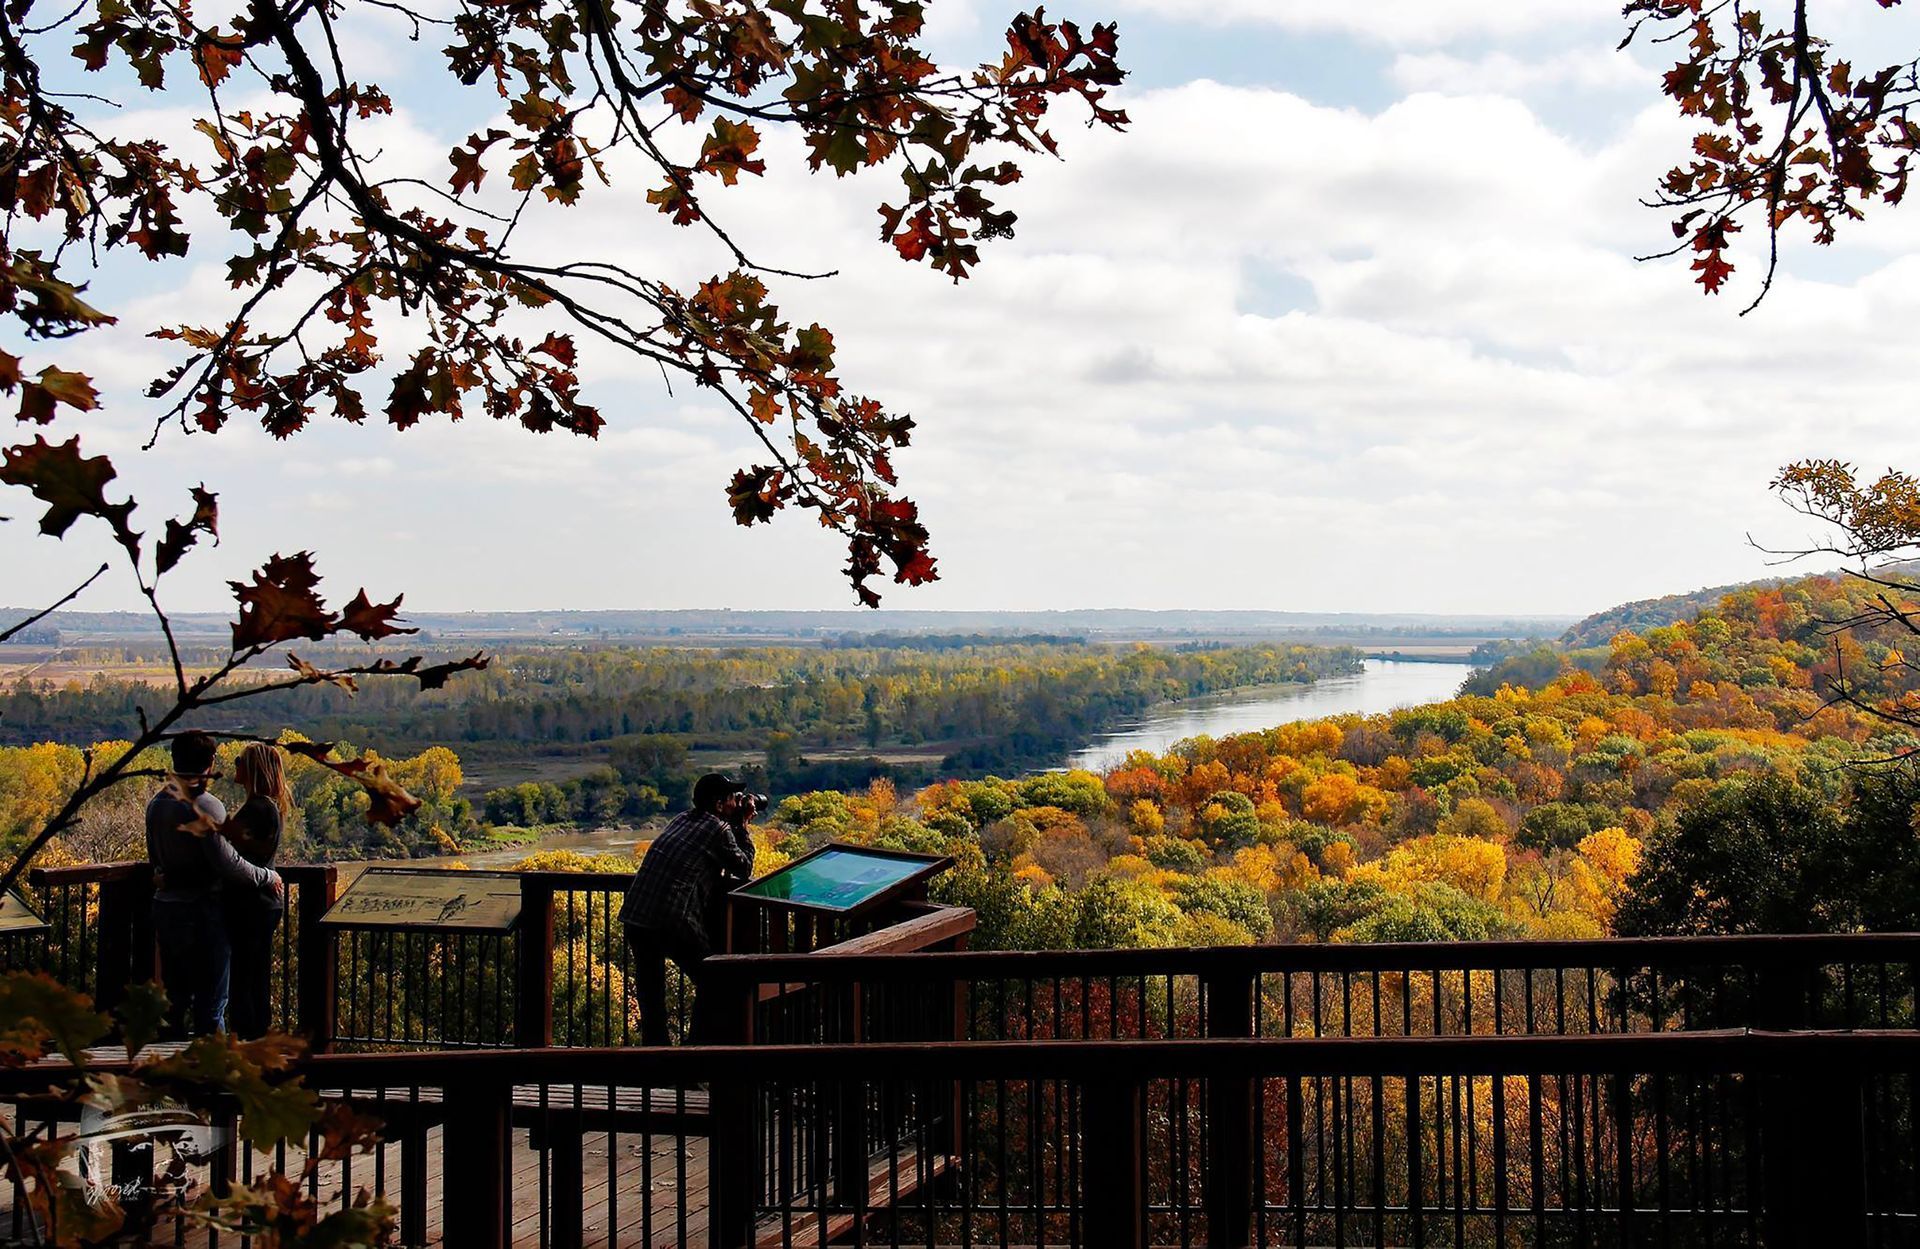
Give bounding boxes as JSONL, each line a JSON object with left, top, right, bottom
{"left": 5, "top": 570, "right": 1919, "bottom": 948}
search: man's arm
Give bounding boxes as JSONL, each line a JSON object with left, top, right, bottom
{"left": 201, "top": 831, "right": 280, "bottom": 891}
{"left": 708, "top": 817, "right": 754, "bottom": 882}
{"left": 194, "top": 795, "right": 282, "bottom": 895}
{"left": 724, "top": 822, "right": 755, "bottom": 883}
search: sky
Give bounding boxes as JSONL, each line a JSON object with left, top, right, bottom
{"left": 9, "top": 0, "right": 1920, "bottom": 618}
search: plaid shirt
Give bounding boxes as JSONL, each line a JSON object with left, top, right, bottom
{"left": 617, "top": 809, "right": 754, "bottom": 954}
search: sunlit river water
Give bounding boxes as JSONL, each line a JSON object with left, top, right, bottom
{"left": 1063, "top": 658, "right": 1471, "bottom": 774}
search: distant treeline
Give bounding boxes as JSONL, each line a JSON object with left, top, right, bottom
{"left": 0, "top": 642, "right": 1364, "bottom": 782}
{"left": 821, "top": 632, "right": 1087, "bottom": 650}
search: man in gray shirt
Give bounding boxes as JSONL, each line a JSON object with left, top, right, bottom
{"left": 146, "top": 731, "right": 282, "bottom": 1035}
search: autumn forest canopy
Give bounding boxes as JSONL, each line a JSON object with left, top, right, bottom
{"left": 9, "top": 564, "right": 1920, "bottom": 954}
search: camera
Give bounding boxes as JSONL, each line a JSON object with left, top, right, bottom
{"left": 739, "top": 792, "right": 770, "bottom": 818}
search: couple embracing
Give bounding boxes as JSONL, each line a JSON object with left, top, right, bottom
{"left": 144, "top": 731, "right": 289, "bottom": 1038}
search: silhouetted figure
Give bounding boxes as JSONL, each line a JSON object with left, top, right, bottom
{"left": 221, "top": 743, "right": 289, "bottom": 1039}
{"left": 618, "top": 774, "right": 755, "bottom": 1045}
{"left": 146, "top": 732, "right": 282, "bottom": 1036}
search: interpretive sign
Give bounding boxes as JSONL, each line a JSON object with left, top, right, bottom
{"left": 319, "top": 868, "right": 523, "bottom": 933}
{"left": 0, "top": 890, "right": 47, "bottom": 934}
{"left": 732, "top": 844, "right": 948, "bottom": 917}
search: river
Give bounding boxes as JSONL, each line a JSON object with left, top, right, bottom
{"left": 373, "top": 658, "right": 1473, "bottom": 870}
{"left": 1064, "top": 658, "right": 1471, "bottom": 773}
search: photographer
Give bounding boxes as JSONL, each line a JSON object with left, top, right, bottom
{"left": 618, "top": 773, "right": 761, "bottom": 1046}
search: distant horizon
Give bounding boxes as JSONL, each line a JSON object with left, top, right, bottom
{"left": 8, "top": 603, "right": 1587, "bottom": 624}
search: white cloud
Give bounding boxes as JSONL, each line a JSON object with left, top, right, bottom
{"left": 10, "top": 30, "right": 1918, "bottom": 617}
{"left": 1390, "top": 49, "right": 1652, "bottom": 95}
{"left": 1111, "top": 0, "right": 1602, "bottom": 46}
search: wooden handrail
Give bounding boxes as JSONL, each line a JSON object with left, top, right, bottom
{"left": 4, "top": 1029, "right": 1917, "bottom": 1093}
{"left": 1, "top": 1028, "right": 1905, "bottom": 1249}
{"left": 26, "top": 861, "right": 149, "bottom": 886}
{"left": 810, "top": 902, "right": 974, "bottom": 956}
{"left": 35, "top": 858, "right": 1920, "bottom": 975}
{"left": 709, "top": 930, "right": 1920, "bottom": 984}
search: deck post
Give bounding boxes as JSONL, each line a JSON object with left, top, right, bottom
{"left": 1081, "top": 1077, "right": 1147, "bottom": 1249}
{"left": 294, "top": 866, "right": 338, "bottom": 1052}
{"left": 1762, "top": 1062, "right": 1868, "bottom": 1245}
{"left": 547, "top": 1122, "right": 586, "bottom": 1249}
{"left": 443, "top": 1072, "right": 512, "bottom": 1249}
{"left": 398, "top": 1120, "right": 429, "bottom": 1248}
{"left": 830, "top": 981, "right": 867, "bottom": 1208}
{"left": 708, "top": 969, "right": 760, "bottom": 1249}
{"left": 1202, "top": 969, "right": 1257, "bottom": 1248}
{"left": 93, "top": 866, "right": 150, "bottom": 1017}
{"left": 515, "top": 877, "right": 556, "bottom": 1049}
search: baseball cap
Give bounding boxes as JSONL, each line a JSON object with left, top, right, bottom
{"left": 692, "top": 773, "right": 748, "bottom": 810}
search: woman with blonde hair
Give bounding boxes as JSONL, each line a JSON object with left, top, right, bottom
{"left": 222, "top": 742, "right": 290, "bottom": 1038}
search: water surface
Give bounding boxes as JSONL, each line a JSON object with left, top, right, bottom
{"left": 1065, "top": 658, "right": 1470, "bottom": 773}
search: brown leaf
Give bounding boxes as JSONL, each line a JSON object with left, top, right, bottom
{"left": 0, "top": 436, "right": 140, "bottom": 558}
{"left": 155, "top": 484, "right": 218, "bottom": 576}
{"left": 338, "top": 590, "right": 416, "bottom": 641}
{"left": 288, "top": 653, "right": 359, "bottom": 692}
{"left": 229, "top": 552, "right": 337, "bottom": 648}
{"left": 280, "top": 742, "right": 420, "bottom": 825}
{"left": 192, "top": 30, "right": 244, "bottom": 87}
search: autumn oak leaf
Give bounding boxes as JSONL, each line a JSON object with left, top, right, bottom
{"left": 338, "top": 590, "right": 417, "bottom": 641}
{"left": 155, "top": 484, "right": 218, "bottom": 576}
{"left": 288, "top": 653, "right": 359, "bottom": 692}
{"left": 728, "top": 465, "right": 790, "bottom": 526}
{"left": 0, "top": 974, "right": 110, "bottom": 1068}
{"left": 0, "top": 436, "right": 140, "bottom": 559}
{"left": 281, "top": 742, "right": 422, "bottom": 825}
{"left": 229, "top": 552, "right": 337, "bottom": 648}
{"left": 19, "top": 368, "right": 99, "bottom": 424}
{"left": 192, "top": 31, "right": 244, "bottom": 87}
{"left": 328, "top": 757, "right": 421, "bottom": 825}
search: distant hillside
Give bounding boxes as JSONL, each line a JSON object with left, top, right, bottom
{"left": 2, "top": 606, "right": 1576, "bottom": 646}
{"left": 1559, "top": 579, "right": 1792, "bottom": 649}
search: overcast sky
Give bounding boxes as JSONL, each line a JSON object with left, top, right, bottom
{"left": 10, "top": 0, "right": 1920, "bottom": 618}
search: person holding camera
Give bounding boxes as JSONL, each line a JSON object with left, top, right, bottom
{"left": 618, "top": 772, "right": 761, "bottom": 1046}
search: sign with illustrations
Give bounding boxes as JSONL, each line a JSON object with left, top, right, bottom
{"left": 733, "top": 844, "right": 948, "bottom": 915}
{"left": 0, "top": 889, "right": 47, "bottom": 933}
{"left": 319, "top": 867, "right": 523, "bottom": 932}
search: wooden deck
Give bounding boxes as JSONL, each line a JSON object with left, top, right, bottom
{"left": 1, "top": 1081, "right": 965, "bottom": 1248}
{"left": 2, "top": 1090, "right": 716, "bottom": 1247}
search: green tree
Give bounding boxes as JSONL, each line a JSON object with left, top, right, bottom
{"left": 1618, "top": 768, "right": 1920, "bottom": 935}
{"left": 1073, "top": 875, "right": 1182, "bottom": 949}
{"left": 1171, "top": 876, "right": 1274, "bottom": 941}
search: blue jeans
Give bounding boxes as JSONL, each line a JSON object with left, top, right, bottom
{"left": 152, "top": 895, "right": 230, "bottom": 1036}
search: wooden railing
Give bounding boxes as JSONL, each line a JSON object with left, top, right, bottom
{"left": 3, "top": 1029, "right": 1917, "bottom": 1247}
{"left": 4, "top": 863, "right": 977, "bottom": 1052}
{"left": 7, "top": 864, "right": 1920, "bottom": 1050}
{"left": 6, "top": 866, "right": 1919, "bottom": 1044}
{"left": 6, "top": 864, "right": 1920, "bottom": 1245}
